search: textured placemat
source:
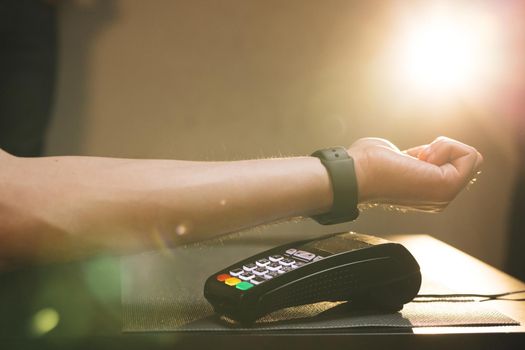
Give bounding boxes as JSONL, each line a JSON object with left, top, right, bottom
{"left": 121, "top": 230, "right": 519, "bottom": 332}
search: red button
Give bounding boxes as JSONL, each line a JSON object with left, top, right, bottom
{"left": 216, "top": 274, "right": 231, "bottom": 282}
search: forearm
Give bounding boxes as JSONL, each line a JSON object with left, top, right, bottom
{"left": 0, "top": 136, "right": 483, "bottom": 265}
{"left": 0, "top": 152, "right": 332, "bottom": 263}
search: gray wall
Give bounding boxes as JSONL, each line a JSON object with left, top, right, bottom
{"left": 47, "top": 0, "right": 520, "bottom": 268}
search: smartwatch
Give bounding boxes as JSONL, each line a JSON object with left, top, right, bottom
{"left": 310, "top": 146, "right": 359, "bottom": 225}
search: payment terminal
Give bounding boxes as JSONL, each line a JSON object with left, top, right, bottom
{"left": 204, "top": 232, "right": 421, "bottom": 324}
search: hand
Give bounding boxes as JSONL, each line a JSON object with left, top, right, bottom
{"left": 346, "top": 136, "right": 483, "bottom": 212}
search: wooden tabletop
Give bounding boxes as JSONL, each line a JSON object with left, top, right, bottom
{"left": 387, "top": 234, "right": 525, "bottom": 334}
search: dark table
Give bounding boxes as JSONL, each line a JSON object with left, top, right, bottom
{"left": 1, "top": 234, "right": 524, "bottom": 349}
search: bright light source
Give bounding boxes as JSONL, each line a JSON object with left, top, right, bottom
{"left": 389, "top": 5, "right": 500, "bottom": 100}
{"left": 399, "top": 15, "right": 479, "bottom": 92}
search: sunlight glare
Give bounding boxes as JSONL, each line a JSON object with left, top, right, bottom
{"left": 391, "top": 6, "right": 500, "bottom": 99}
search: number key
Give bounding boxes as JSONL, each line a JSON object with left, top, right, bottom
{"left": 279, "top": 258, "right": 295, "bottom": 266}
{"left": 251, "top": 276, "right": 266, "bottom": 285}
{"left": 239, "top": 272, "right": 255, "bottom": 281}
{"left": 277, "top": 266, "right": 293, "bottom": 274}
{"left": 269, "top": 255, "right": 283, "bottom": 262}
{"left": 266, "top": 262, "right": 282, "bottom": 271}
{"left": 243, "top": 263, "right": 257, "bottom": 271}
{"left": 229, "top": 268, "right": 244, "bottom": 276}
{"left": 256, "top": 258, "right": 270, "bottom": 267}
{"left": 252, "top": 267, "right": 267, "bottom": 276}
{"left": 263, "top": 271, "right": 280, "bottom": 280}
{"left": 292, "top": 261, "right": 305, "bottom": 269}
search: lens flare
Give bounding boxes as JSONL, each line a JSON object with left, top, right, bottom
{"left": 388, "top": 4, "right": 501, "bottom": 100}
{"left": 31, "top": 308, "right": 60, "bottom": 336}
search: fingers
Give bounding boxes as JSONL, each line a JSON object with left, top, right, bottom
{"left": 404, "top": 145, "right": 428, "bottom": 159}
{"left": 420, "top": 137, "right": 483, "bottom": 184}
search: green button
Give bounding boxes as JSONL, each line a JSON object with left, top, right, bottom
{"left": 235, "top": 281, "right": 254, "bottom": 291}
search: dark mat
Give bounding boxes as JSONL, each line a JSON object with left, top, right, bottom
{"left": 121, "top": 229, "right": 519, "bottom": 332}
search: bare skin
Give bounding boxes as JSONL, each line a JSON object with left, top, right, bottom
{"left": 0, "top": 136, "right": 482, "bottom": 266}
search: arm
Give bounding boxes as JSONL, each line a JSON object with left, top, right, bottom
{"left": 0, "top": 136, "right": 482, "bottom": 264}
{"left": 0, "top": 151, "right": 333, "bottom": 263}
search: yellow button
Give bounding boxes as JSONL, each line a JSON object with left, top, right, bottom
{"left": 225, "top": 277, "right": 241, "bottom": 286}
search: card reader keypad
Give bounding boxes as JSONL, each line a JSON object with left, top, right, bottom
{"left": 215, "top": 248, "right": 324, "bottom": 291}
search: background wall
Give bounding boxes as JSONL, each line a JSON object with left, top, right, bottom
{"left": 46, "top": 0, "right": 520, "bottom": 269}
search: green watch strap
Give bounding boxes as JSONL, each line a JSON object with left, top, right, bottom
{"left": 310, "top": 146, "right": 359, "bottom": 225}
